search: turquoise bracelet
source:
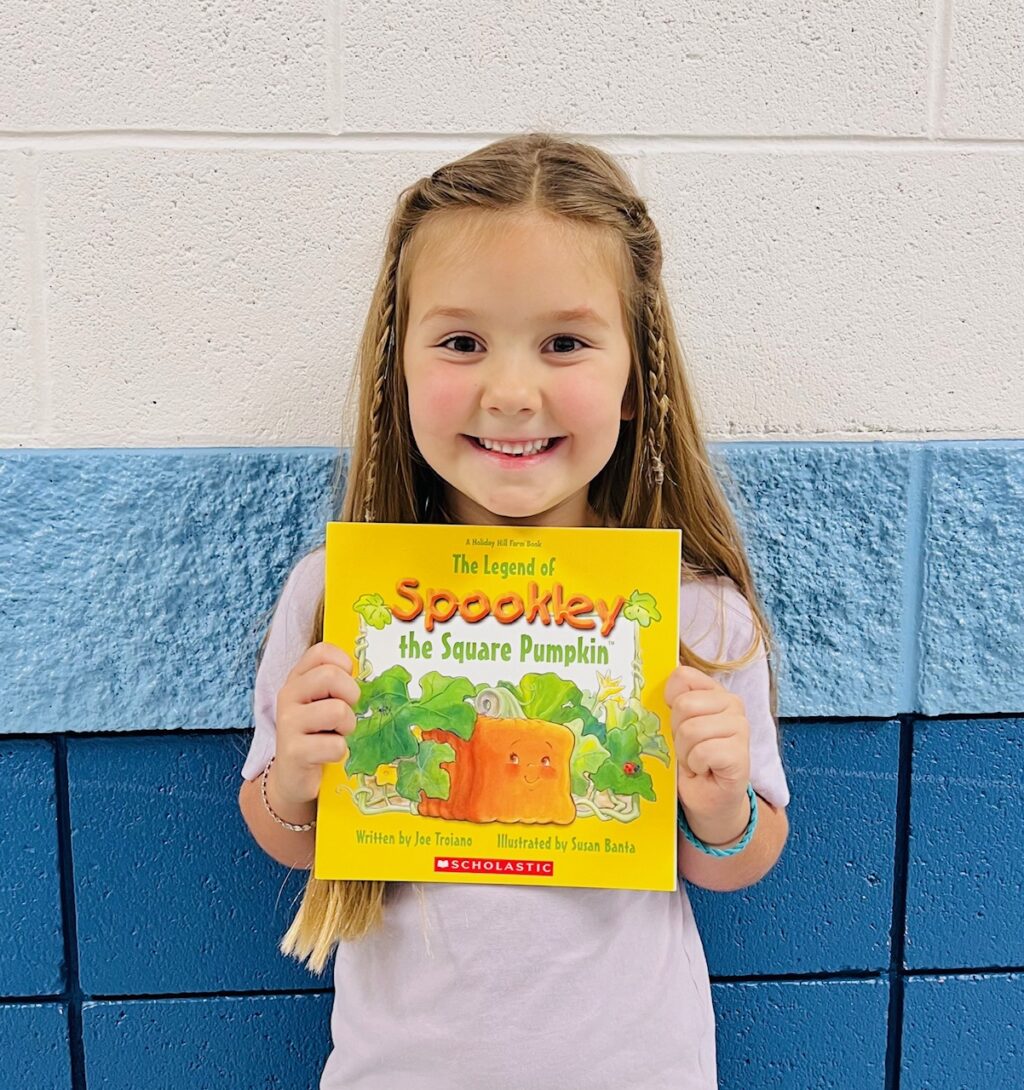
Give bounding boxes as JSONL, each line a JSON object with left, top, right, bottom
{"left": 678, "top": 783, "right": 758, "bottom": 857}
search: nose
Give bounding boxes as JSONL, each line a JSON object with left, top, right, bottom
{"left": 481, "top": 355, "right": 541, "bottom": 417}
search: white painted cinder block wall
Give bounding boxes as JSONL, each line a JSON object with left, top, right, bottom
{"left": 1, "top": 1, "right": 1021, "bottom": 447}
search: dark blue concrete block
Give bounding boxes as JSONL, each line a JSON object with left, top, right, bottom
{"left": 0, "top": 741, "right": 64, "bottom": 996}
{"left": 903, "top": 973, "right": 1024, "bottom": 1090}
{"left": 82, "top": 994, "right": 333, "bottom": 1090}
{"left": 717, "top": 442, "right": 913, "bottom": 717}
{"left": 713, "top": 978, "right": 889, "bottom": 1090}
{"left": 906, "top": 718, "right": 1024, "bottom": 970}
{"left": 0, "top": 1002, "right": 71, "bottom": 1089}
{"left": 920, "top": 443, "right": 1024, "bottom": 714}
{"left": 0, "top": 449, "right": 338, "bottom": 733}
{"left": 691, "top": 720, "right": 898, "bottom": 974}
{"left": 69, "top": 733, "right": 328, "bottom": 995}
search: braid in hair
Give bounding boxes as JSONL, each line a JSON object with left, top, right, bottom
{"left": 642, "top": 287, "right": 671, "bottom": 524}
{"left": 361, "top": 251, "right": 400, "bottom": 522}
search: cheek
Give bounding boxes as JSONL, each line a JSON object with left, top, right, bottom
{"left": 539, "top": 764, "right": 559, "bottom": 780}
{"left": 406, "top": 367, "right": 476, "bottom": 431}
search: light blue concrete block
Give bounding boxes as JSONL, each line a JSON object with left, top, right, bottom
{"left": 0, "top": 449, "right": 338, "bottom": 733}
{"left": 713, "top": 978, "right": 889, "bottom": 1090}
{"left": 716, "top": 442, "right": 913, "bottom": 717}
{"left": 919, "top": 443, "right": 1024, "bottom": 714}
{"left": 0, "top": 1002, "right": 71, "bottom": 1089}
{"left": 82, "top": 994, "right": 332, "bottom": 1090}
{"left": 905, "top": 718, "right": 1024, "bottom": 970}
{"left": 691, "top": 720, "right": 898, "bottom": 974}
{"left": 69, "top": 734, "right": 326, "bottom": 995}
{"left": 903, "top": 973, "right": 1024, "bottom": 1089}
{"left": 0, "top": 741, "right": 64, "bottom": 996}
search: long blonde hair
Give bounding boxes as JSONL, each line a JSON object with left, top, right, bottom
{"left": 273, "top": 131, "right": 782, "bottom": 973}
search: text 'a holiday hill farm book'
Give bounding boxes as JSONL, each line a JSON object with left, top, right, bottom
{"left": 315, "top": 522, "right": 682, "bottom": 891}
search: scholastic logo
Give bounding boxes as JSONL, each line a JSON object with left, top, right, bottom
{"left": 434, "top": 856, "right": 554, "bottom": 876}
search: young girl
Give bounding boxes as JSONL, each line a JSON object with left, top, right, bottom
{"left": 238, "top": 131, "right": 790, "bottom": 1090}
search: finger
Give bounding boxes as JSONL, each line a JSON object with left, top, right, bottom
{"left": 297, "top": 641, "right": 354, "bottom": 676}
{"left": 671, "top": 690, "right": 733, "bottom": 722}
{"left": 293, "top": 733, "right": 350, "bottom": 768}
{"left": 665, "top": 665, "right": 721, "bottom": 704}
{"left": 291, "top": 697, "right": 357, "bottom": 737}
{"left": 680, "top": 737, "right": 746, "bottom": 779}
{"left": 291, "top": 664, "right": 361, "bottom": 706}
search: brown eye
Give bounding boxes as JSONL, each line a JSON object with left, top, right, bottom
{"left": 540, "top": 756, "right": 551, "bottom": 767}
{"left": 509, "top": 753, "right": 519, "bottom": 764}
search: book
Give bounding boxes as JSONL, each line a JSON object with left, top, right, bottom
{"left": 315, "top": 522, "right": 682, "bottom": 890}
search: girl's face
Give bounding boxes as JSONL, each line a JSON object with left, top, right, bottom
{"left": 403, "top": 211, "right": 634, "bottom": 528}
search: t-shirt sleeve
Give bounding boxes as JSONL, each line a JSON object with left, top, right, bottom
{"left": 715, "top": 584, "right": 791, "bottom": 810}
{"left": 240, "top": 548, "right": 325, "bottom": 782}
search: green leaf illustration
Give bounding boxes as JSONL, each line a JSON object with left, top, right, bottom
{"left": 499, "top": 672, "right": 603, "bottom": 739}
{"left": 353, "top": 592, "right": 393, "bottom": 630}
{"left": 570, "top": 734, "right": 611, "bottom": 796}
{"left": 346, "top": 707, "right": 419, "bottom": 776}
{"left": 397, "top": 671, "right": 477, "bottom": 739}
{"left": 353, "top": 664, "right": 411, "bottom": 715}
{"left": 591, "top": 725, "right": 656, "bottom": 801}
{"left": 616, "top": 698, "right": 670, "bottom": 766}
{"left": 395, "top": 740, "right": 456, "bottom": 803}
{"left": 622, "top": 590, "right": 661, "bottom": 628}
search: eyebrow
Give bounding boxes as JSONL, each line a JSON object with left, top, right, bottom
{"left": 419, "top": 304, "right": 609, "bottom": 329}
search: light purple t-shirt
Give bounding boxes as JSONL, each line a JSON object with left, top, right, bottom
{"left": 242, "top": 547, "right": 791, "bottom": 1090}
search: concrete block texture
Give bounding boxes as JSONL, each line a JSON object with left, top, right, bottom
{"left": 0, "top": 449, "right": 336, "bottom": 732}
{"left": 0, "top": 1003, "right": 71, "bottom": 1090}
{"left": 0, "top": 153, "right": 38, "bottom": 432}
{"left": 5, "top": 146, "right": 1019, "bottom": 447}
{"left": 944, "top": 0, "right": 1024, "bottom": 137}
{"left": 905, "top": 718, "right": 1024, "bottom": 971}
{"left": 902, "top": 974, "right": 1024, "bottom": 1090}
{"left": 82, "top": 994, "right": 333, "bottom": 1090}
{"left": 0, "top": 741, "right": 64, "bottom": 997}
{"left": 919, "top": 444, "right": 1024, "bottom": 714}
{"left": 719, "top": 442, "right": 911, "bottom": 717}
{"left": 0, "top": 1, "right": 329, "bottom": 132}
{"left": 712, "top": 978, "right": 890, "bottom": 1090}
{"left": 68, "top": 734, "right": 323, "bottom": 995}
{"left": 644, "top": 151, "right": 1024, "bottom": 440}
{"left": 691, "top": 720, "right": 899, "bottom": 976}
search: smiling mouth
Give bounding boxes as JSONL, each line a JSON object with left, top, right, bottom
{"left": 523, "top": 774, "right": 539, "bottom": 785}
{"left": 466, "top": 435, "right": 565, "bottom": 459}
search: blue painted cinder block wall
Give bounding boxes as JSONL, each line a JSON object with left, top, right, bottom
{"left": 2, "top": 440, "right": 1022, "bottom": 1090}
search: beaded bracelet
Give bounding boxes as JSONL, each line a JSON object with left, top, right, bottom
{"left": 261, "top": 755, "right": 317, "bottom": 832}
{"left": 677, "top": 783, "right": 758, "bottom": 857}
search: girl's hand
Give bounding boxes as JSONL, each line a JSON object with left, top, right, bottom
{"left": 664, "top": 665, "right": 751, "bottom": 832}
{"left": 271, "top": 641, "right": 361, "bottom": 808}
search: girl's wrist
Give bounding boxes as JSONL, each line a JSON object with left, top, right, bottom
{"left": 679, "top": 790, "right": 753, "bottom": 847}
{"left": 264, "top": 757, "right": 318, "bottom": 830}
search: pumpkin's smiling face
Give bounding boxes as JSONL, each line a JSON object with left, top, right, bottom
{"left": 470, "top": 716, "right": 577, "bottom": 824}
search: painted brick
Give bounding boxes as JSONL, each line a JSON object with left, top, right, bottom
{"left": 341, "top": 2, "right": 929, "bottom": 135}
{"left": 944, "top": 1, "right": 1024, "bottom": 138}
{"left": 691, "top": 720, "right": 898, "bottom": 975}
{"left": 645, "top": 154, "right": 1024, "bottom": 439}
{"left": 902, "top": 973, "right": 1024, "bottom": 1090}
{"left": 0, "top": 741, "right": 64, "bottom": 996}
{"left": 0, "top": 1002, "right": 71, "bottom": 1088}
{"left": 68, "top": 734, "right": 325, "bottom": 995}
{"left": 0, "top": 153, "right": 36, "bottom": 433}
{"left": 717, "top": 443, "right": 912, "bottom": 717}
{"left": 0, "top": 3, "right": 327, "bottom": 131}
{"left": 905, "top": 718, "right": 1024, "bottom": 970}
{"left": 82, "top": 993, "right": 332, "bottom": 1090}
{"left": 0, "top": 449, "right": 336, "bottom": 733}
{"left": 34, "top": 149, "right": 449, "bottom": 447}
{"left": 713, "top": 978, "right": 889, "bottom": 1090}
{"left": 919, "top": 444, "right": 1024, "bottom": 714}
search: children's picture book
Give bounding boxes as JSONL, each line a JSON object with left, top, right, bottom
{"left": 315, "top": 522, "right": 682, "bottom": 891}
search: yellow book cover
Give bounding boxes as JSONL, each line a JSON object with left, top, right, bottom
{"left": 315, "top": 523, "right": 681, "bottom": 891}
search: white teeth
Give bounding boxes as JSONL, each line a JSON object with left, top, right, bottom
{"left": 478, "top": 437, "right": 553, "bottom": 456}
